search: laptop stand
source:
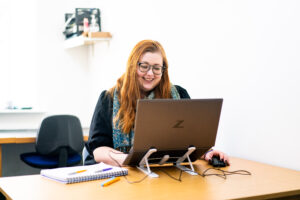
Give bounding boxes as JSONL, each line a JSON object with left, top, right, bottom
{"left": 137, "top": 148, "right": 159, "bottom": 178}
{"left": 137, "top": 146, "right": 198, "bottom": 178}
{"left": 175, "top": 146, "right": 198, "bottom": 175}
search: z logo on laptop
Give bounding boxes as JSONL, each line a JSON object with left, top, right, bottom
{"left": 173, "top": 120, "right": 184, "bottom": 128}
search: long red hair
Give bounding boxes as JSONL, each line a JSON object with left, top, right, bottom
{"left": 108, "top": 40, "right": 172, "bottom": 133}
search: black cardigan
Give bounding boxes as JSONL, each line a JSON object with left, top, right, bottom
{"left": 84, "top": 85, "right": 190, "bottom": 165}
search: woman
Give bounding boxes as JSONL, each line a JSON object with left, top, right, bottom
{"left": 85, "top": 40, "right": 229, "bottom": 166}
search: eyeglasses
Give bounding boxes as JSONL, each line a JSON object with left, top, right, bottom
{"left": 138, "top": 62, "right": 165, "bottom": 75}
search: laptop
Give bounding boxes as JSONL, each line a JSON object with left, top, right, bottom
{"left": 122, "top": 98, "right": 223, "bottom": 166}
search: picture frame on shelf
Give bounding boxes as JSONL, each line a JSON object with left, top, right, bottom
{"left": 63, "top": 8, "right": 101, "bottom": 39}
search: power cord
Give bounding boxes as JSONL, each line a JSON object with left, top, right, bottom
{"left": 108, "top": 150, "right": 251, "bottom": 183}
{"left": 187, "top": 167, "right": 251, "bottom": 180}
{"left": 108, "top": 150, "right": 149, "bottom": 184}
{"left": 156, "top": 168, "right": 183, "bottom": 182}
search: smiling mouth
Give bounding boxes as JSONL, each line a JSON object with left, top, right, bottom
{"left": 143, "top": 77, "right": 154, "bottom": 82}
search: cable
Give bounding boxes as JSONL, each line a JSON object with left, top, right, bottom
{"left": 200, "top": 168, "right": 227, "bottom": 179}
{"left": 184, "top": 167, "right": 251, "bottom": 180}
{"left": 108, "top": 150, "right": 251, "bottom": 182}
{"left": 108, "top": 151, "right": 183, "bottom": 183}
{"left": 108, "top": 150, "right": 149, "bottom": 184}
{"left": 157, "top": 168, "right": 183, "bottom": 182}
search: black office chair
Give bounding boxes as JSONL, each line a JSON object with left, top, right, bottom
{"left": 20, "top": 115, "right": 84, "bottom": 169}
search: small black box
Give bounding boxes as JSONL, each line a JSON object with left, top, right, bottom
{"left": 63, "top": 13, "right": 76, "bottom": 39}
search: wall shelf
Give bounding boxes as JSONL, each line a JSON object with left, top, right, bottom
{"left": 0, "top": 110, "right": 46, "bottom": 114}
{"left": 64, "top": 32, "right": 112, "bottom": 49}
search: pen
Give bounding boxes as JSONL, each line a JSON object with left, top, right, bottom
{"left": 101, "top": 176, "right": 121, "bottom": 187}
{"left": 68, "top": 169, "right": 87, "bottom": 175}
{"left": 95, "top": 167, "right": 113, "bottom": 173}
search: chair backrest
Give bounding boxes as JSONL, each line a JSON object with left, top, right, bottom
{"left": 36, "top": 115, "right": 84, "bottom": 155}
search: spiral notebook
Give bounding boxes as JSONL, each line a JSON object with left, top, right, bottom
{"left": 40, "top": 162, "right": 128, "bottom": 184}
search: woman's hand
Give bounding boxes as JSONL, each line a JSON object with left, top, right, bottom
{"left": 202, "top": 149, "right": 230, "bottom": 165}
{"left": 93, "top": 146, "right": 127, "bottom": 166}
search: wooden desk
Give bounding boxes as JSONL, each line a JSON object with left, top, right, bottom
{"left": 0, "top": 157, "right": 299, "bottom": 200}
{"left": 0, "top": 132, "right": 88, "bottom": 177}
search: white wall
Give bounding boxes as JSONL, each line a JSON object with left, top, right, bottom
{"left": 1, "top": 0, "right": 299, "bottom": 171}
{"left": 0, "top": 0, "right": 38, "bottom": 108}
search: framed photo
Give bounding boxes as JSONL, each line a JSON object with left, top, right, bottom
{"left": 75, "top": 8, "right": 101, "bottom": 35}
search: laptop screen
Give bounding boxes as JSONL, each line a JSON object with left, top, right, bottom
{"left": 123, "top": 98, "right": 223, "bottom": 166}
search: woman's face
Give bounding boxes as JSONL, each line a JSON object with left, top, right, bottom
{"left": 137, "top": 51, "right": 163, "bottom": 97}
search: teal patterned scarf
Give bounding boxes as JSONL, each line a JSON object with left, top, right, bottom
{"left": 112, "top": 85, "right": 180, "bottom": 153}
